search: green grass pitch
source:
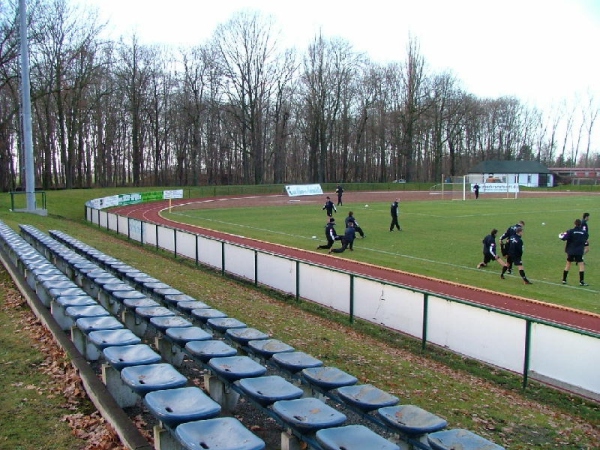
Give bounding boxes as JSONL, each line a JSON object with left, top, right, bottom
{"left": 165, "top": 195, "right": 598, "bottom": 314}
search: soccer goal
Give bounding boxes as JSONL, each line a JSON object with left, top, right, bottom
{"left": 440, "top": 175, "right": 471, "bottom": 201}
{"left": 442, "top": 174, "right": 519, "bottom": 200}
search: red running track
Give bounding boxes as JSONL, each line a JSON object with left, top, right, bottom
{"left": 112, "top": 196, "right": 600, "bottom": 335}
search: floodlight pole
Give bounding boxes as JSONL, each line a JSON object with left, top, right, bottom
{"left": 19, "top": 0, "right": 36, "bottom": 212}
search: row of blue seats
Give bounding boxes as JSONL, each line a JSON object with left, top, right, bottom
{"left": 17, "top": 223, "right": 504, "bottom": 450}
{"left": 5, "top": 222, "right": 265, "bottom": 450}
{"left": 28, "top": 226, "right": 405, "bottom": 450}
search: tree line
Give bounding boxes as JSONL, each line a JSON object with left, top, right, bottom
{"left": 1, "top": 0, "right": 598, "bottom": 191}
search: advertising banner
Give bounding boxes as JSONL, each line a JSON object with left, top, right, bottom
{"left": 285, "top": 184, "right": 323, "bottom": 197}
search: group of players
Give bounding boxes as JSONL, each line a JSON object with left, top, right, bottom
{"left": 317, "top": 192, "right": 401, "bottom": 255}
{"left": 477, "top": 213, "right": 590, "bottom": 286}
{"left": 317, "top": 195, "right": 366, "bottom": 254}
{"left": 316, "top": 192, "right": 591, "bottom": 286}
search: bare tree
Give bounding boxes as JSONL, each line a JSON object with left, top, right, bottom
{"left": 213, "top": 10, "right": 280, "bottom": 184}
{"left": 301, "top": 34, "right": 360, "bottom": 182}
{"left": 581, "top": 92, "right": 598, "bottom": 167}
{"left": 396, "top": 36, "right": 429, "bottom": 182}
{"left": 115, "top": 34, "right": 152, "bottom": 186}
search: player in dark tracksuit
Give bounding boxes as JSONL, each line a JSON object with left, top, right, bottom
{"left": 390, "top": 199, "right": 401, "bottom": 231}
{"left": 500, "top": 227, "right": 531, "bottom": 284}
{"left": 329, "top": 222, "right": 355, "bottom": 254}
{"left": 581, "top": 212, "right": 590, "bottom": 256}
{"left": 477, "top": 229, "right": 506, "bottom": 269}
{"left": 560, "top": 218, "right": 589, "bottom": 286}
{"left": 345, "top": 211, "right": 365, "bottom": 238}
{"left": 317, "top": 218, "right": 339, "bottom": 250}
{"left": 581, "top": 212, "right": 590, "bottom": 234}
{"left": 336, "top": 185, "right": 344, "bottom": 206}
{"left": 322, "top": 196, "right": 337, "bottom": 217}
{"left": 499, "top": 220, "right": 525, "bottom": 273}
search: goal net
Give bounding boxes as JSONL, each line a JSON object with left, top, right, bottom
{"left": 441, "top": 176, "right": 470, "bottom": 201}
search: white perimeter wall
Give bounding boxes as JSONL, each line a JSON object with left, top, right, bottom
{"left": 94, "top": 207, "right": 600, "bottom": 398}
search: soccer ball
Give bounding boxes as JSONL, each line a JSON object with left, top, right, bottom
{"left": 365, "top": 204, "right": 369, "bottom": 208}
{"left": 558, "top": 232, "right": 566, "bottom": 239}
{"left": 542, "top": 222, "right": 545, "bottom": 226}
{"left": 312, "top": 235, "right": 317, "bottom": 239}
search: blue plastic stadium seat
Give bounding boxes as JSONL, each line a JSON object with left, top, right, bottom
{"left": 225, "top": 327, "right": 269, "bottom": 346}
{"left": 207, "top": 355, "right": 267, "bottom": 382}
{"left": 272, "top": 351, "right": 323, "bottom": 373}
{"left": 150, "top": 316, "right": 192, "bottom": 333}
{"left": 51, "top": 295, "right": 99, "bottom": 330}
{"left": 64, "top": 305, "right": 110, "bottom": 328}
{"left": 163, "top": 293, "right": 196, "bottom": 306}
{"left": 272, "top": 397, "right": 347, "bottom": 432}
{"left": 185, "top": 340, "right": 237, "bottom": 363}
{"left": 111, "top": 290, "right": 148, "bottom": 305}
{"left": 88, "top": 329, "right": 141, "bottom": 351}
{"left": 103, "top": 344, "right": 162, "bottom": 370}
{"left": 378, "top": 405, "right": 448, "bottom": 436}
{"left": 336, "top": 384, "right": 399, "bottom": 412}
{"left": 122, "top": 297, "right": 160, "bottom": 309}
{"left": 206, "top": 317, "right": 247, "bottom": 333}
{"left": 427, "top": 429, "right": 505, "bottom": 450}
{"left": 247, "top": 339, "right": 294, "bottom": 358}
{"left": 237, "top": 375, "right": 303, "bottom": 406}
{"left": 316, "top": 424, "right": 400, "bottom": 450}
{"left": 191, "top": 308, "right": 228, "bottom": 324}
{"left": 76, "top": 316, "right": 124, "bottom": 333}
{"left": 134, "top": 306, "right": 174, "bottom": 320}
{"left": 176, "top": 300, "right": 211, "bottom": 313}
{"left": 151, "top": 287, "right": 183, "bottom": 301}
{"left": 165, "top": 326, "right": 212, "bottom": 346}
{"left": 144, "top": 386, "right": 221, "bottom": 427}
{"left": 140, "top": 281, "right": 172, "bottom": 299}
{"left": 175, "top": 417, "right": 265, "bottom": 450}
{"left": 120, "top": 363, "right": 187, "bottom": 395}
{"left": 301, "top": 366, "right": 358, "bottom": 390}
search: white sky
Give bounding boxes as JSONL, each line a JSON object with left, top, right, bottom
{"left": 79, "top": 0, "right": 600, "bottom": 113}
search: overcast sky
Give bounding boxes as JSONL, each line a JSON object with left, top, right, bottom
{"left": 79, "top": 0, "right": 599, "bottom": 115}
